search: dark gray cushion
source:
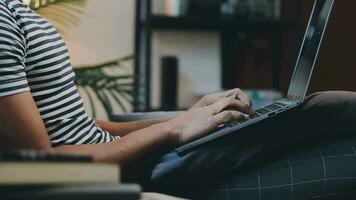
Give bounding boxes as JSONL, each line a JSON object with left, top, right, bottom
{"left": 110, "top": 111, "right": 183, "bottom": 122}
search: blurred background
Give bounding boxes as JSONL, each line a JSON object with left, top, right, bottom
{"left": 32, "top": 0, "right": 356, "bottom": 119}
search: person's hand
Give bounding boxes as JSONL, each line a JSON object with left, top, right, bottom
{"left": 164, "top": 96, "right": 250, "bottom": 145}
{"left": 190, "top": 88, "right": 253, "bottom": 113}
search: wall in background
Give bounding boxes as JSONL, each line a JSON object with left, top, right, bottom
{"left": 151, "top": 1, "right": 222, "bottom": 109}
{"left": 62, "top": 0, "right": 134, "bottom": 66}
{"left": 152, "top": 31, "right": 222, "bottom": 109}
{"left": 301, "top": 1, "right": 356, "bottom": 93}
{"left": 60, "top": 0, "right": 356, "bottom": 113}
{"left": 59, "top": 0, "right": 135, "bottom": 118}
{"left": 58, "top": 0, "right": 221, "bottom": 113}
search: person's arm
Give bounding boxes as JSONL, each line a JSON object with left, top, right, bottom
{"left": 96, "top": 118, "right": 174, "bottom": 137}
{"left": 0, "top": 92, "right": 52, "bottom": 151}
{"left": 0, "top": 91, "right": 250, "bottom": 168}
{"left": 0, "top": 92, "right": 173, "bottom": 167}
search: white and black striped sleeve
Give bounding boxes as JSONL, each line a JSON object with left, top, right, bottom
{"left": 0, "top": 2, "right": 29, "bottom": 97}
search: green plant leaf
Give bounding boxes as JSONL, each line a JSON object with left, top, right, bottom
{"left": 74, "top": 56, "right": 135, "bottom": 116}
{"left": 29, "top": 0, "right": 89, "bottom": 34}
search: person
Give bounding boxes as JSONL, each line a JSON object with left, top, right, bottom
{"left": 1, "top": 0, "right": 356, "bottom": 199}
{"left": 0, "top": 0, "right": 253, "bottom": 167}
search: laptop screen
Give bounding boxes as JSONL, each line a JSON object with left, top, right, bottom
{"left": 287, "top": 0, "right": 334, "bottom": 100}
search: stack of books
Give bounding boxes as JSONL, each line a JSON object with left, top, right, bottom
{"left": 0, "top": 150, "right": 140, "bottom": 200}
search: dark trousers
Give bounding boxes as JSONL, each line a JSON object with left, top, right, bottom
{"left": 140, "top": 91, "right": 356, "bottom": 199}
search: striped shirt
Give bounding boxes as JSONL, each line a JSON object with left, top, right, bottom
{"left": 0, "top": 0, "right": 119, "bottom": 147}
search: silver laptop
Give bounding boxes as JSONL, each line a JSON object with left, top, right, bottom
{"left": 175, "top": 0, "right": 335, "bottom": 154}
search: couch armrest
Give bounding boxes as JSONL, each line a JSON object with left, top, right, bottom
{"left": 109, "top": 111, "right": 183, "bottom": 122}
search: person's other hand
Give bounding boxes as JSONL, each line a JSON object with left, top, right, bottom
{"left": 190, "top": 88, "right": 253, "bottom": 114}
{"left": 165, "top": 96, "right": 250, "bottom": 145}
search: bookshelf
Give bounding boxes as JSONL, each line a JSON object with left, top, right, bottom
{"left": 134, "top": 0, "right": 302, "bottom": 111}
{"left": 149, "top": 16, "right": 296, "bottom": 31}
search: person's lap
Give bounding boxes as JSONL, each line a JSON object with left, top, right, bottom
{"left": 179, "top": 137, "right": 356, "bottom": 200}
{"left": 136, "top": 91, "right": 356, "bottom": 198}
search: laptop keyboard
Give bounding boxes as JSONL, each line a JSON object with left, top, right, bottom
{"left": 228, "top": 102, "right": 288, "bottom": 128}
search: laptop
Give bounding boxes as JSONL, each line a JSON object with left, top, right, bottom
{"left": 175, "top": 0, "right": 335, "bottom": 155}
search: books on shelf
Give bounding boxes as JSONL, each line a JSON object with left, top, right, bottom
{"left": 0, "top": 185, "right": 141, "bottom": 200}
{"left": 0, "top": 151, "right": 119, "bottom": 186}
{"left": 0, "top": 151, "right": 141, "bottom": 200}
{"left": 0, "top": 162, "right": 120, "bottom": 186}
{"left": 165, "top": 0, "right": 189, "bottom": 17}
{"left": 0, "top": 150, "right": 93, "bottom": 162}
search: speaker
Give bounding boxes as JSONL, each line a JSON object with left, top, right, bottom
{"left": 161, "top": 56, "right": 178, "bottom": 111}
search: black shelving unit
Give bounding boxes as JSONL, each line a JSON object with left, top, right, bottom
{"left": 134, "top": 0, "right": 302, "bottom": 111}
{"left": 150, "top": 15, "right": 296, "bottom": 31}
